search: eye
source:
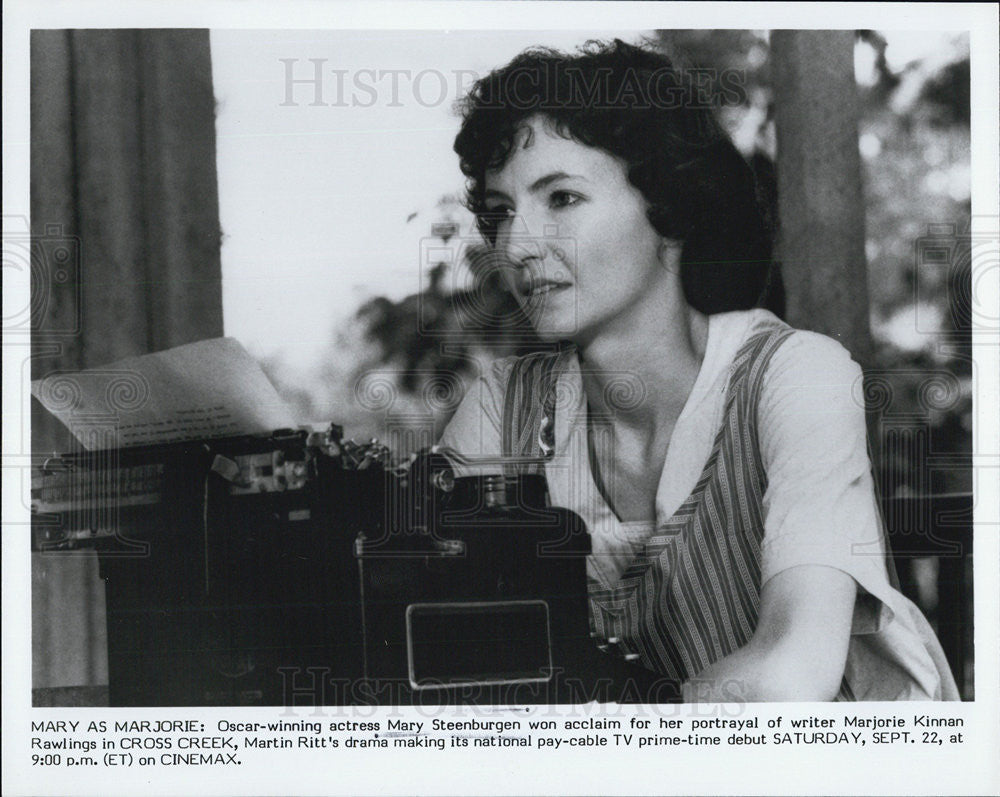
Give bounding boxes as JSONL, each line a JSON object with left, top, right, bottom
{"left": 549, "top": 190, "right": 581, "bottom": 209}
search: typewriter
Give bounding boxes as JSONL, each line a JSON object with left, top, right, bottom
{"left": 32, "top": 425, "right": 670, "bottom": 706}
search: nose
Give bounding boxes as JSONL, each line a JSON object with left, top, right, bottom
{"left": 507, "top": 237, "right": 544, "bottom": 269}
{"left": 493, "top": 241, "right": 533, "bottom": 297}
{"left": 491, "top": 212, "right": 539, "bottom": 287}
{"left": 501, "top": 236, "right": 551, "bottom": 297}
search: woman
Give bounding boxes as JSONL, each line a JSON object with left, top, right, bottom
{"left": 437, "top": 39, "right": 958, "bottom": 701}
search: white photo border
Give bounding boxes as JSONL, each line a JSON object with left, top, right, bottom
{"left": 3, "top": 2, "right": 998, "bottom": 796}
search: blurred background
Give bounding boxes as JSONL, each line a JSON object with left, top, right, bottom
{"left": 30, "top": 29, "right": 973, "bottom": 698}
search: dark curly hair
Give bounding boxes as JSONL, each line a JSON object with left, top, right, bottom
{"left": 453, "top": 39, "right": 777, "bottom": 315}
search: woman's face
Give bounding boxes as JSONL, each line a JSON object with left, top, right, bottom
{"left": 483, "top": 115, "right": 675, "bottom": 345}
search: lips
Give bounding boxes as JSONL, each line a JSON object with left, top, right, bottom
{"left": 516, "top": 271, "right": 571, "bottom": 299}
{"left": 528, "top": 281, "right": 571, "bottom": 298}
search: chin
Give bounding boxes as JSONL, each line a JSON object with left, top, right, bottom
{"left": 523, "top": 300, "right": 587, "bottom": 344}
{"left": 528, "top": 314, "right": 577, "bottom": 344}
{"left": 530, "top": 325, "right": 563, "bottom": 344}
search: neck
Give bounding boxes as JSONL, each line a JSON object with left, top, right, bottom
{"left": 577, "top": 300, "right": 709, "bottom": 430}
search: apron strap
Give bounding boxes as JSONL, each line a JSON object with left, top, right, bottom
{"left": 500, "top": 350, "right": 566, "bottom": 477}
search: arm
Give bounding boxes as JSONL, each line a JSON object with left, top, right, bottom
{"left": 681, "top": 564, "right": 856, "bottom": 702}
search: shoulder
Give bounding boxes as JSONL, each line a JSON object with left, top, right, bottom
{"left": 487, "top": 352, "right": 536, "bottom": 382}
{"left": 753, "top": 318, "right": 864, "bottom": 415}
{"left": 749, "top": 324, "right": 870, "bottom": 480}
{"left": 485, "top": 348, "right": 575, "bottom": 391}
{"left": 716, "top": 308, "right": 863, "bottom": 392}
{"left": 439, "top": 350, "right": 570, "bottom": 431}
{"left": 706, "top": 311, "right": 870, "bottom": 474}
{"left": 766, "top": 328, "right": 863, "bottom": 391}
{"left": 436, "top": 349, "right": 573, "bottom": 470}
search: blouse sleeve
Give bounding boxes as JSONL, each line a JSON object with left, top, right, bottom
{"left": 757, "top": 330, "right": 896, "bottom": 634}
{"left": 757, "top": 330, "right": 961, "bottom": 699}
{"left": 435, "top": 357, "right": 512, "bottom": 476}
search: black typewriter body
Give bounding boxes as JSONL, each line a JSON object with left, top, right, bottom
{"left": 31, "top": 427, "right": 673, "bottom": 706}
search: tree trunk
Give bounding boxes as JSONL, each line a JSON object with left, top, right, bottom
{"left": 770, "top": 30, "right": 871, "bottom": 365}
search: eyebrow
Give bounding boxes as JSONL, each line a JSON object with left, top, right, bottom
{"left": 484, "top": 171, "right": 587, "bottom": 202}
{"left": 529, "top": 171, "right": 587, "bottom": 192}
